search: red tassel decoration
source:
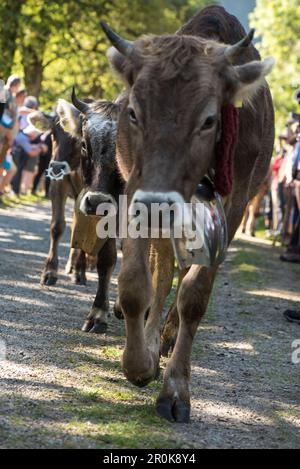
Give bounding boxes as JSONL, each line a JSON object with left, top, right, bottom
{"left": 215, "top": 104, "right": 239, "bottom": 197}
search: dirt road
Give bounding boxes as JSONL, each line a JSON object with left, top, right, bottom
{"left": 0, "top": 199, "right": 299, "bottom": 449}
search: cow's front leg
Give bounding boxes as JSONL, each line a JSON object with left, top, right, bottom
{"left": 65, "top": 248, "right": 75, "bottom": 274}
{"left": 82, "top": 239, "right": 117, "bottom": 334}
{"left": 160, "top": 300, "right": 179, "bottom": 357}
{"left": 144, "top": 239, "right": 174, "bottom": 375}
{"left": 160, "top": 268, "right": 188, "bottom": 357}
{"left": 156, "top": 264, "right": 217, "bottom": 423}
{"left": 41, "top": 181, "right": 67, "bottom": 286}
{"left": 118, "top": 237, "right": 156, "bottom": 387}
{"left": 71, "top": 249, "right": 87, "bottom": 285}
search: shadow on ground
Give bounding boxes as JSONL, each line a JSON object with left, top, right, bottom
{"left": 0, "top": 202, "right": 299, "bottom": 448}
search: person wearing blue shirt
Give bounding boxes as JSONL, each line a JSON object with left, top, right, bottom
{"left": 11, "top": 125, "right": 47, "bottom": 195}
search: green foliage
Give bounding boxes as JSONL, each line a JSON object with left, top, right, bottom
{"left": 0, "top": 0, "right": 23, "bottom": 78}
{"left": 6, "top": 0, "right": 214, "bottom": 108}
{"left": 250, "top": 0, "right": 300, "bottom": 135}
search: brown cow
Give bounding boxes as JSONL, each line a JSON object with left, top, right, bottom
{"left": 25, "top": 110, "right": 84, "bottom": 285}
{"left": 56, "top": 92, "right": 124, "bottom": 333}
{"left": 32, "top": 114, "right": 86, "bottom": 286}
{"left": 242, "top": 172, "right": 270, "bottom": 237}
{"left": 33, "top": 98, "right": 122, "bottom": 333}
{"left": 101, "top": 5, "right": 275, "bottom": 422}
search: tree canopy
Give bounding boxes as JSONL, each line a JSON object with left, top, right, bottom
{"left": 1, "top": 0, "right": 213, "bottom": 109}
{"left": 250, "top": 0, "right": 300, "bottom": 135}
{"left": 1, "top": 0, "right": 299, "bottom": 133}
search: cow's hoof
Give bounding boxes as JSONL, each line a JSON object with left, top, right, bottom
{"left": 123, "top": 351, "right": 159, "bottom": 388}
{"left": 90, "top": 320, "right": 108, "bottom": 334}
{"left": 129, "top": 374, "right": 155, "bottom": 388}
{"left": 160, "top": 335, "right": 176, "bottom": 358}
{"left": 82, "top": 319, "right": 94, "bottom": 333}
{"left": 73, "top": 273, "right": 87, "bottom": 285}
{"left": 65, "top": 263, "right": 73, "bottom": 275}
{"left": 41, "top": 272, "right": 58, "bottom": 286}
{"left": 113, "top": 302, "right": 124, "bottom": 320}
{"left": 82, "top": 319, "right": 107, "bottom": 334}
{"left": 156, "top": 396, "right": 190, "bottom": 423}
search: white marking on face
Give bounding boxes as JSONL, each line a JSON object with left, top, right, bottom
{"left": 79, "top": 191, "right": 116, "bottom": 215}
{"left": 87, "top": 114, "right": 117, "bottom": 149}
{"left": 46, "top": 161, "right": 71, "bottom": 181}
{"left": 129, "top": 191, "right": 192, "bottom": 230}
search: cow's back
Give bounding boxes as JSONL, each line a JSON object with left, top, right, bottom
{"left": 179, "top": 6, "right": 274, "bottom": 234}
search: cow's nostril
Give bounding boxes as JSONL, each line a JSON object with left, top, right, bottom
{"left": 84, "top": 196, "right": 98, "bottom": 215}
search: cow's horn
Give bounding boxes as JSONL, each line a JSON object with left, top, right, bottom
{"left": 71, "top": 87, "right": 89, "bottom": 114}
{"left": 100, "top": 21, "right": 134, "bottom": 57}
{"left": 224, "top": 29, "right": 255, "bottom": 62}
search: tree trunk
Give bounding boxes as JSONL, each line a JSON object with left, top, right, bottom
{"left": 22, "top": 47, "right": 44, "bottom": 98}
{"left": 20, "top": 5, "right": 51, "bottom": 99}
{"left": 0, "top": 0, "right": 23, "bottom": 78}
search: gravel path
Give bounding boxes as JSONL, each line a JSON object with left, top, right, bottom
{"left": 0, "top": 200, "right": 299, "bottom": 449}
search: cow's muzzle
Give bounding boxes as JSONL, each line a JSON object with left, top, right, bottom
{"left": 129, "top": 190, "right": 191, "bottom": 233}
{"left": 80, "top": 191, "right": 116, "bottom": 216}
{"left": 46, "top": 161, "right": 71, "bottom": 181}
{"left": 129, "top": 183, "right": 228, "bottom": 269}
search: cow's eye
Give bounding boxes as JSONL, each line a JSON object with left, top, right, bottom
{"left": 128, "top": 107, "right": 138, "bottom": 125}
{"left": 201, "top": 115, "right": 217, "bottom": 131}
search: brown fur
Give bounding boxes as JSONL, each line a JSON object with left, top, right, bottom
{"left": 41, "top": 114, "right": 119, "bottom": 335}
{"left": 56, "top": 97, "right": 125, "bottom": 334}
{"left": 242, "top": 178, "right": 270, "bottom": 237}
{"left": 41, "top": 123, "right": 86, "bottom": 286}
{"left": 108, "top": 5, "right": 275, "bottom": 422}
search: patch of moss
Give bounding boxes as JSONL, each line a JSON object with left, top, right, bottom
{"left": 61, "top": 383, "right": 181, "bottom": 449}
{"left": 0, "top": 193, "right": 47, "bottom": 209}
{"left": 231, "top": 248, "right": 267, "bottom": 287}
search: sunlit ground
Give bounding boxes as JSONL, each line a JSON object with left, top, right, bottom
{"left": 0, "top": 201, "right": 299, "bottom": 448}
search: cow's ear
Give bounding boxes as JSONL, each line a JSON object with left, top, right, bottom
{"left": 57, "top": 99, "right": 82, "bottom": 137}
{"left": 107, "top": 47, "right": 135, "bottom": 86}
{"left": 230, "top": 57, "right": 275, "bottom": 103}
{"left": 28, "top": 111, "right": 52, "bottom": 132}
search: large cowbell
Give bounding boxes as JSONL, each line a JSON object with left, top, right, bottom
{"left": 171, "top": 178, "right": 228, "bottom": 270}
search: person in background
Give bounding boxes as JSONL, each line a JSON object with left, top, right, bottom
{"left": 0, "top": 75, "right": 21, "bottom": 165}
{"left": 15, "top": 89, "right": 26, "bottom": 108}
{"left": 11, "top": 124, "right": 47, "bottom": 195}
{"left": 21, "top": 124, "right": 48, "bottom": 194}
{"left": 0, "top": 79, "right": 16, "bottom": 196}
{"left": 0, "top": 79, "right": 5, "bottom": 121}
{"left": 32, "top": 130, "right": 52, "bottom": 198}
{"left": 0, "top": 88, "right": 27, "bottom": 195}
{"left": 271, "top": 145, "right": 286, "bottom": 235}
{"left": 18, "top": 95, "right": 38, "bottom": 130}
{"left": 0, "top": 152, "right": 17, "bottom": 196}
{"left": 283, "top": 90, "right": 300, "bottom": 325}
{"left": 280, "top": 122, "right": 300, "bottom": 263}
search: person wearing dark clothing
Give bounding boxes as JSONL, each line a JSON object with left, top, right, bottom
{"left": 0, "top": 78, "right": 5, "bottom": 120}
{"left": 32, "top": 132, "right": 52, "bottom": 197}
{"left": 11, "top": 125, "right": 46, "bottom": 195}
{"left": 280, "top": 139, "right": 300, "bottom": 262}
{"left": 0, "top": 103, "right": 4, "bottom": 121}
{"left": 283, "top": 91, "right": 300, "bottom": 325}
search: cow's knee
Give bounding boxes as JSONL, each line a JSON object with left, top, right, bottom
{"left": 51, "top": 220, "right": 65, "bottom": 241}
{"left": 118, "top": 267, "right": 152, "bottom": 318}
